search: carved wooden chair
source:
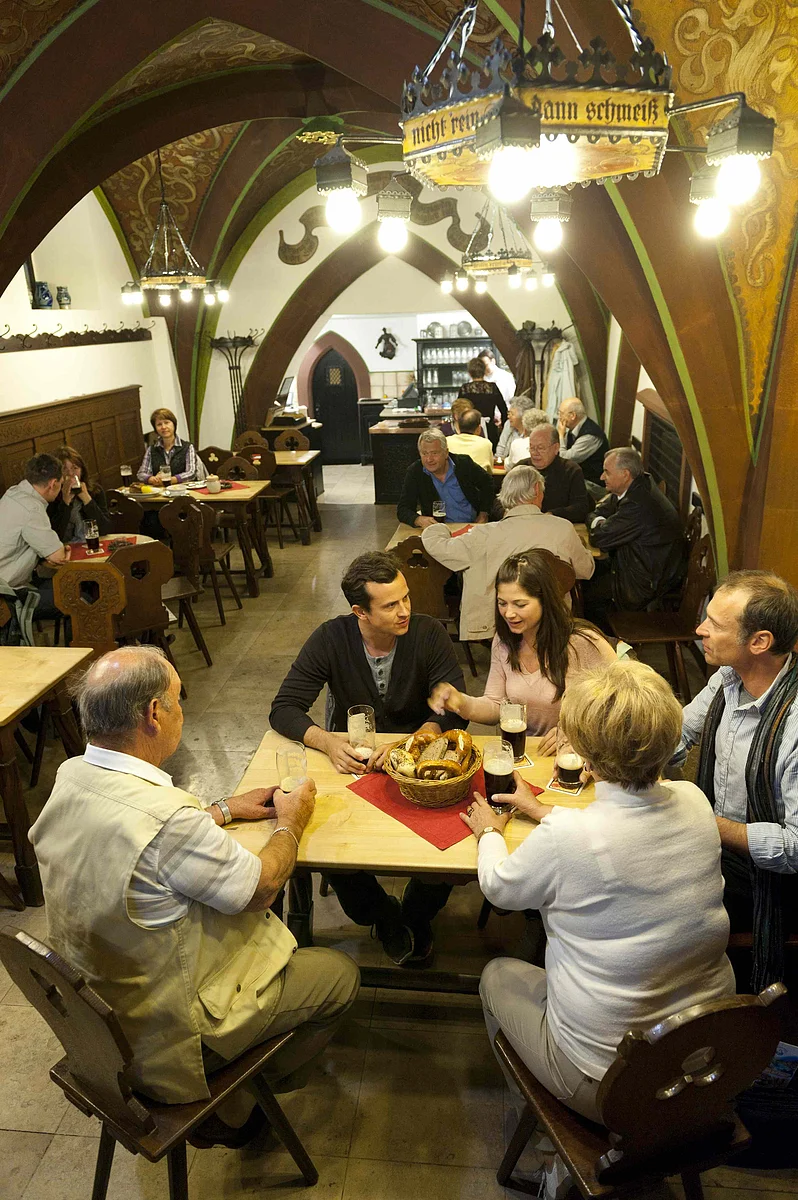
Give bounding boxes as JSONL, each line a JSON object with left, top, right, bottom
{"left": 105, "top": 542, "right": 182, "bottom": 679}
{"left": 0, "top": 929, "right": 317, "bottom": 1200}
{"left": 496, "top": 983, "right": 786, "bottom": 1199}
{"left": 197, "top": 445, "right": 231, "bottom": 475}
{"left": 233, "top": 430, "right": 269, "bottom": 452}
{"left": 52, "top": 561, "right": 126, "bottom": 660}
{"left": 273, "top": 428, "right": 309, "bottom": 452}
{"left": 159, "top": 496, "right": 241, "bottom": 626}
{"left": 608, "top": 535, "right": 715, "bottom": 703}
{"left": 391, "top": 535, "right": 477, "bottom": 676}
{"left": 106, "top": 491, "right": 144, "bottom": 535}
{"left": 156, "top": 502, "right": 213, "bottom": 668}
{"left": 235, "top": 445, "right": 300, "bottom": 549}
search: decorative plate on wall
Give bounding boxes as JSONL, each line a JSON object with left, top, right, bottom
{"left": 425, "top": 322, "right": 444, "bottom": 338}
{"left": 457, "top": 320, "right": 473, "bottom": 337}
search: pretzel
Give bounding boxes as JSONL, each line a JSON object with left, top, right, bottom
{"left": 416, "top": 760, "right": 463, "bottom": 781}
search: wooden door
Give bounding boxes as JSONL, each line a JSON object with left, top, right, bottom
{"left": 312, "top": 349, "right": 360, "bottom": 464}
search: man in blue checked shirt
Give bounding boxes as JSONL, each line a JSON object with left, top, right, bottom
{"left": 673, "top": 570, "right": 798, "bottom": 990}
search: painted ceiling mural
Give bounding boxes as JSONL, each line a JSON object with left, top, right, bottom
{"left": 640, "top": 0, "right": 798, "bottom": 429}
{"left": 0, "top": 0, "right": 81, "bottom": 84}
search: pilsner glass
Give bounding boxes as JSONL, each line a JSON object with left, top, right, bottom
{"left": 347, "top": 704, "right": 376, "bottom": 768}
{"left": 555, "top": 727, "right": 585, "bottom": 790}
{"left": 276, "top": 742, "right": 308, "bottom": 792}
{"left": 159, "top": 466, "right": 172, "bottom": 487}
{"left": 483, "top": 737, "right": 515, "bottom": 813}
{"left": 499, "top": 701, "right": 527, "bottom": 762}
{"left": 85, "top": 520, "right": 100, "bottom": 554}
{"left": 120, "top": 463, "right": 132, "bottom": 490}
{"left": 432, "top": 500, "right": 447, "bottom": 522}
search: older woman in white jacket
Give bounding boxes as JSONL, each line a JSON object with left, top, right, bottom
{"left": 421, "top": 465, "right": 595, "bottom": 641}
{"left": 461, "top": 659, "right": 735, "bottom": 1122}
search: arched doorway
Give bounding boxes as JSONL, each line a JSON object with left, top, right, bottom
{"left": 311, "top": 348, "right": 361, "bottom": 463}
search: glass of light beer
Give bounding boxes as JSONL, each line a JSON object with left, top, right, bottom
{"left": 482, "top": 737, "right": 516, "bottom": 813}
{"left": 555, "top": 727, "right": 585, "bottom": 790}
{"left": 276, "top": 742, "right": 308, "bottom": 793}
{"left": 499, "top": 701, "right": 527, "bottom": 762}
{"left": 347, "top": 704, "right": 376, "bottom": 769}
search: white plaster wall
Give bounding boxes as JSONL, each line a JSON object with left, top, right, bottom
{"left": 604, "top": 315, "right": 623, "bottom": 435}
{"left": 0, "top": 192, "right": 186, "bottom": 432}
{"left": 199, "top": 169, "right": 582, "bottom": 447}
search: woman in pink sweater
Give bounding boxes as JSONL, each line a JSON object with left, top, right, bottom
{"left": 429, "top": 551, "right": 615, "bottom": 750}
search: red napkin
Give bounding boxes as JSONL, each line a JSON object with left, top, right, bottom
{"left": 347, "top": 769, "right": 542, "bottom": 851}
{"left": 69, "top": 537, "right": 135, "bottom": 561}
{"left": 195, "top": 480, "right": 249, "bottom": 494}
{"left": 451, "top": 524, "right": 474, "bottom": 538}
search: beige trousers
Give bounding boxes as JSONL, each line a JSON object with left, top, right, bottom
{"left": 206, "top": 946, "right": 360, "bottom": 1124}
{"left": 480, "top": 957, "right": 602, "bottom": 1123}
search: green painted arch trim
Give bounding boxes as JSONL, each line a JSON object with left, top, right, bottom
{"left": 717, "top": 242, "right": 753, "bottom": 458}
{"left": 0, "top": 0, "right": 102, "bottom": 105}
{"left": 754, "top": 212, "right": 798, "bottom": 463}
{"left": 606, "top": 182, "right": 727, "bottom": 575}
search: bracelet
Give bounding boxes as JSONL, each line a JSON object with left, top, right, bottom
{"left": 214, "top": 798, "right": 233, "bottom": 826}
{"left": 272, "top": 826, "right": 300, "bottom": 851}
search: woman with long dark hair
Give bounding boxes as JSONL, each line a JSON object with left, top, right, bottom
{"left": 48, "top": 445, "right": 110, "bottom": 543}
{"left": 429, "top": 550, "right": 614, "bottom": 746}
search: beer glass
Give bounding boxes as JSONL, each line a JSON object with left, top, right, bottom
{"left": 432, "top": 500, "right": 446, "bottom": 522}
{"left": 347, "top": 704, "right": 376, "bottom": 768}
{"left": 120, "top": 463, "right": 133, "bottom": 491}
{"left": 555, "top": 728, "right": 585, "bottom": 790}
{"left": 276, "top": 742, "right": 308, "bottom": 793}
{"left": 70, "top": 474, "right": 81, "bottom": 497}
{"left": 499, "top": 701, "right": 527, "bottom": 762}
{"left": 482, "top": 737, "right": 515, "bottom": 813}
{"left": 159, "top": 465, "right": 172, "bottom": 487}
{"left": 84, "top": 520, "right": 100, "bottom": 554}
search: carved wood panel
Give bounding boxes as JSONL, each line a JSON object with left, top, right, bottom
{"left": 0, "top": 387, "right": 144, "bottom": 495}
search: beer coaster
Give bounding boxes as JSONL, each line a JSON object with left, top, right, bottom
{"left": 545, "top": 775, "right": 585, "bottom": 797}
{"left": 515, "top": 754, "right": 535, "bottom": 768}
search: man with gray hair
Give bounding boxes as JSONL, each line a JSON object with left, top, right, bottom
{"left": 520, "top": 422, "right": 591, "bottom": 523}
{"left": 29, "top": 646, "right": 359, "bottom": 1147}
{"left": 583, "top": 446, "right": 685, "bottom": 626}
{"left": 557, "top": 397, "right": 609, "bottom": 486}
{"left": 422, "top": 464, "right": 595, "bottom": 640}
{"left": 396, "top": 426, "right": 494, "bottom": 528}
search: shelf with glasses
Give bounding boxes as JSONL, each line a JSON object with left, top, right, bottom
{"left": 414, "top": 335, "right": 499, "bottom": 409}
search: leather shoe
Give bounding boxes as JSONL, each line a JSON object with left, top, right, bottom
{"left": 188, "top": 1104, "right": 268, "bottom": 1150}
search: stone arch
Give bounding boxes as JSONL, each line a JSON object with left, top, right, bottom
{"left": 296, "top": 332, "right": 371, "bottom": 418}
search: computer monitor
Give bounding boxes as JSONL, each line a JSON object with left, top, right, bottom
{"left": 276, "top": 375, "right": 294, "bottom": 400}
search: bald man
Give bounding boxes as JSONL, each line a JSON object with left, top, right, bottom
{"left": 557, "top": 398, "right": 609, "bottom": 486}
{"left": 30, "top": 646, "right": 358, "bottom": 1148}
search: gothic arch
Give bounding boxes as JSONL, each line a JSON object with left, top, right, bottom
{"left": 296, "top": 333, "right": 371, "bottom": 418}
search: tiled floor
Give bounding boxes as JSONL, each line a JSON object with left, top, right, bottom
{"left": 1, "top": 465, "right": 793, "bottom": 1199}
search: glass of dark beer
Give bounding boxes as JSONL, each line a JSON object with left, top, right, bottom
{"left": 70, "top": 474, "right": 81, "bottom": 497}
{"left": 499, "top": 701, "right": 527, "bottom": 762}
{"left": 120, "top": 463, "right": 132, "bottom": 490}
{"left": 482, "top": 738, "right": 516, "bottom": 813}
{"left": 85, "top": 520, "right": 101, "bottom": 554}
{"left": 432, "top": 500, "right": 447, "bottom": 522}
{"left": 555, "top": 728, "right": 585, "bottom": 790}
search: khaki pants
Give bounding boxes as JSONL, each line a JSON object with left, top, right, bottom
{"left": 480, "top": 957, "right": 602, "bottom": 1123}
{"left": 207, "top": 946, "right": 360, "bottom": 1124}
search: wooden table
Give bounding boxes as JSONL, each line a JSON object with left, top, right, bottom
{"left": 575, "top": 522, "right": 602, "bottom": 560}
{"left": 274, "top": 450, "right": 322, "bottom": 545}
{"left": 0, "top": 647, "right": 91, "bottom": 906}
{"left": 385, "top": 522, "right": 467, "bottom": 551}
{"left": 115, "top": 481, "right": 273, "bottom": 597}
{"left": 63, "top": 534, "right": 153, "bottom": 564}
{"left": 231, "top": 731, "right": 593, "bottom": 991}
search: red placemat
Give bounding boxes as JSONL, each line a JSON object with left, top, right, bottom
{"left": 194, "top": 480, "right": 249, "bottom": 494}
{"left": 451, "top": 524, "right": 473, "bottom": 538}
{"left": 347, "top": 768, "right": 542, "bottom": 851}
{"left": 69, "top": 537, "right": 136, "bottom": 561}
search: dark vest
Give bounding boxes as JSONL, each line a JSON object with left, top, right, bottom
{"left": 565, "top": 417, "right": 609, "bottom": 484}
{"left": 150, "top": 439, "right": 189, "bottom": 477}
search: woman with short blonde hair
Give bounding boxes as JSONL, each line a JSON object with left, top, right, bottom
{"left": 462, "top": 658, "right": 735, "bottom": 1123}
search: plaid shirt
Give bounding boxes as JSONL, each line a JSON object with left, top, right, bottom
{"left": 137, "top": 435, "right": 207, "bottom": 484}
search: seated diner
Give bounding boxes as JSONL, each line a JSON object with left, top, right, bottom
{"left": 137, "top": 406, "right": 207, "bottom": 485}
{"left": 48, "top": 445, "right": 110, "bottom": 543}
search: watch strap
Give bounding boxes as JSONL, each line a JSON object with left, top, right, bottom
{"left": 477, "top": 825, "right": 498, "bottom": 841}
{"left": 215, "top": 798, "right": 233, "bottom": 826}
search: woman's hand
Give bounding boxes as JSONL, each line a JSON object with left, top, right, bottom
{"left": 537, "top": 727, "right": 558, "bottom": 757}
{"left": 428, "top": 682, "right": 463, "bottom": 716}
{"left": 460, "top": 792, "right": 511, "bottom": 839}
{"left": 496, "top": 772, "right": 552, "bottom": 823}
{"left": 147, "top": 475, "right": 164, "bottom": 487}
{"left": 60, "top": 476, "right": 72, "bottom": 504}
{"left": 77, "top": 482, "right": 92, "bottom": 505}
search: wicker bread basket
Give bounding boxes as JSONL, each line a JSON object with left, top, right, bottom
{"left": 384, "top": 741, "right": 482, "bottom": 809}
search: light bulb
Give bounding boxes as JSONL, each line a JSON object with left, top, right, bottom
{"left": 525, "top": 275, "right": 538, "bottom": 291}
{"left": 455, "top": 272, "right": 468, "bottom": 293}
{"left": 474, "top": 278, "right": 488, "bottom": 294}
{"left": 204, "top": 290, "right": 217, "bottom": 306}
{"left": 694, "top": 197, "right": 730, "bottom": 238}
{"left": 440, "top": 276, "right": 454, "bottom": 294}
{"left": 378, "top": 218, "right": 408, "bottom": 253}
{"left": 131, "top": 289, "right": 143, "bottom": 304}
{"left": 528, "top": 135, "right": 578, "bottom": 188}
{"left": 533, "top": 218, "right": 564, "bottom": 253}
{"left": 217, "top": 287, "right": 230, "bottom": 303}
{"left": 179, "top": 284, "right": 193, "bottom": 303}
{"left": 488, "top": 146, "right": 536, "bottom": 204}
{"left": 158, "top": 291, "right": 172, "bottom": 308}
{"left": 715, "top": 155, "right": 761, "bottom": 206}
{"left": 507, "top": 266, "right": 522, "bottom": 289}
{"left": 325, "top": 188, "right": 361, "bottom": 234}
{"left": 121, "top": 289, "right": 134, "bottom": 306}
{"left": 542, "top": 271, "right": 556, "bottom": 288}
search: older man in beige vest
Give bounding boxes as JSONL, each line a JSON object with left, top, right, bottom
{"left": 29, "top": 646, "right": 359, "bottom": 1148}
{"left": 421, "top": 464, "right": 595, "bottom": 641}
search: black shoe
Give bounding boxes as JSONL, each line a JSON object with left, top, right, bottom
{"left": 372, "top": 895, "right": 414, "bottom": 965}
{"left": 188, "top": 1105, "right": 269, "bottom": 1150}
{"left": 406, "top": 920, "right": 434, "bottom": 967}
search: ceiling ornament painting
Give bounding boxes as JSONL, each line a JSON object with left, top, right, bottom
{"left": 0, "top": 0, "right": 80, "bottom": 85}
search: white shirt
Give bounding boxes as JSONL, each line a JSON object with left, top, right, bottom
{"left": 486, "top": 364, "right": 516, "bottom": 404}
{"left": 559, "top": 416, "right": 604, "bottom": 465}
{"left": 506, "top": 437, "right": 532, "bottom": 468}
{"left": 478, "top": 779, "right": 735, "bottom": 1078}
{"left": 83, "top": 745, "right": 261, "bottom": 927}
{"left": 0, "top": 480, "right": 62, "bottom": 587}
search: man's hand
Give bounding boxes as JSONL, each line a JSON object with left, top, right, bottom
{"left": 474, "top": 512, "right": 489, "bottom": 524}
{"left": 415, "top": 515, "right": 437, "bottom": 529}
{"left": 428, "top": 682, "right": 464, "bottom": 716}
{"left": 365, "top": 743, "right": 390, "bottom": 773}
{"left": 324, "top": 732, "right": 372, "bottom": 775}
{"left": 557, "top": 417, "right": 567, "bottom": 439}
{"left": 716, "top": 815, "right": 749, "bottom": 856}
{"left": 227, "top": 787, "right": 279, "bottom": 822}
{"left": 495, "top": 772, "right": 552, "bottom": 822}
{"left": 460, "top": 793, "right": 511, "bottom": 838}
{"left": 273, "top": 778, "right": 316, "bottom": 833}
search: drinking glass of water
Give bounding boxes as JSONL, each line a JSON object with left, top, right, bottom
{"left": 347, "top": 704, "right": 376, "bottom": 769}
{"left": 276, "top": 742, "right": 308, "bottom": 793}
{"left": 432, "top": 500, "right": 446, "bottom": 522}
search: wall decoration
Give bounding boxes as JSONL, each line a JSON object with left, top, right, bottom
{"left": 376, "top": 328, "right": 399, "bottom": 360}
{"left": 56, "top": 286, "right": 71, "bottom": 309}
{"left": 0, "top": 323, "right": 153, "bottom": 353}
{"left": 33, "top": 282, "right": 53, "bottom": 309}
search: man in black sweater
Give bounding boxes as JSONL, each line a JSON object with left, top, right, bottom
{"left": 396, "top": 429, "right": 495, "bottom": 528}
{"left": 270, "top": 552, "right": 468, "bottom": 966}
{"left": 521, "top": 423, "right": 591, "bottom": 523}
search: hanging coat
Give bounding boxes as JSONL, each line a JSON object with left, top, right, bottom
{"left": 545, "top": 341, "right": 579, "bottom": 421}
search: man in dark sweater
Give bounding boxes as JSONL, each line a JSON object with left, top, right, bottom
{"left": 521, "top": 423, "right": 591, "bottom": 523}
{"left": 396, "top": 429, "right": 495, "bottom": 528}
{"left": 270, "top": 552, "right": 468, "bottom": 966}
{"left": 557, "top": 398, "right": 609, "bottom": 486}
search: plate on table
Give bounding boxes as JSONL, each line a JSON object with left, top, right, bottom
{"left": 185, "top": 481, "right": 205, "bottom": 489}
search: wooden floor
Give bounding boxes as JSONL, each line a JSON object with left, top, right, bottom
{"left": 1, "top": 466, "right": 792, "bottom": 1200}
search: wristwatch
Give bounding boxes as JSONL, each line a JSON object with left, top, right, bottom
{"left": 477, "top": 826, "right": 499, "bottom": 841}
{"left": 214, "top": 797, "right": 233, "bottom": 826}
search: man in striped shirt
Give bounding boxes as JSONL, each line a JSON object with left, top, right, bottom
{"left": 30, "top": 646, "right": 359, "bottom": 1147}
